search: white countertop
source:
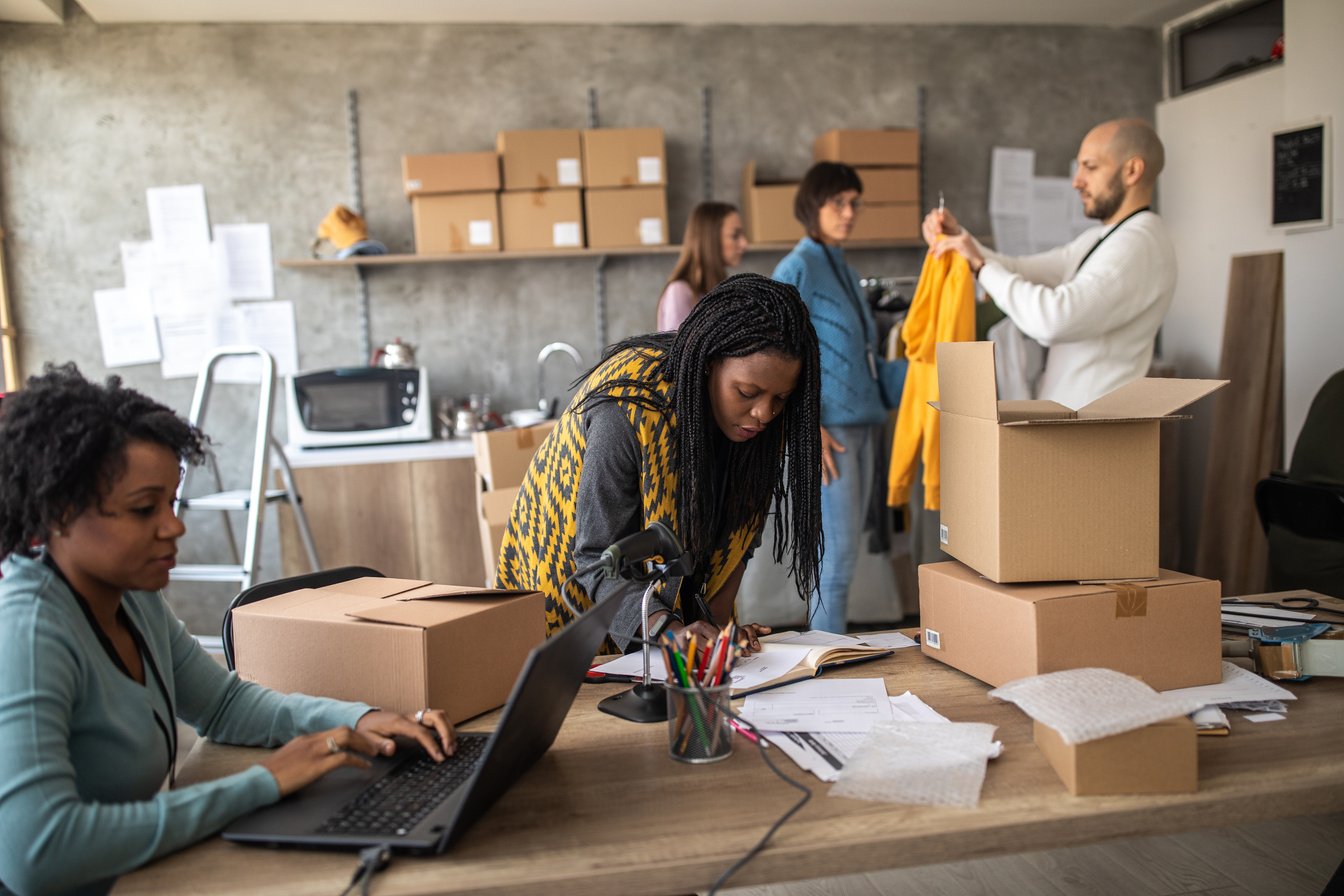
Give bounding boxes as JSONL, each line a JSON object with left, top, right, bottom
{"left": 281, "top": 438, "right": 476, "bottom": 468}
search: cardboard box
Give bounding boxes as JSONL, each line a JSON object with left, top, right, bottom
{"left": 232, "top": 577, "right": 545, "bottom": 723}
{"left": 856, "top": 167, "right": 919, "bottom": 203}
{"left": 472, "top": 421, "right": 558, "bottom": 491}
{"left": 401, "top": 152, "right": 500, "bottom": 197}
{"left": 848, "top": 201, "right": 920, "bottom": 242}
{"left": 814, "top": 128, "right": 920, "bottom": 167}
{"left": 935, "top": 341, "right": 1227, "bottom": 582}
{"left": 498, "top": 189, "right": 584, "bottom": 251}
{"left": 582, "top": 127, "right": 666, "bottom": 188}
{"left": 1035, "top": 716, "right": 1198, "bottom": 795}
{"left": 478, "top": 486, "right": 520, "bottom": 586}
{"left": 411, "top": 193, "right": 500, "bottom": 254}
{"left": 584, "top": 186, "right": 668, "bottom": 249}
{"left": 741, "top": 160, "right": 804, "bottom": 244}
{"left": 497, "top": 129, "right": 583, "bottom": 191}
{"left": 918, "top": 560, "right": 1222, "bottom": 690}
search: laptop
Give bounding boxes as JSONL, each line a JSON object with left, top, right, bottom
{"left": 223, "top": 592, "right": 624, "bottom": 854}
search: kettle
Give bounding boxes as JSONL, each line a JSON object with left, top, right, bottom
{"left": 371, "top": 338, "right": 418, "bottom": 369}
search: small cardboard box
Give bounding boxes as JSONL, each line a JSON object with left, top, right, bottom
{"left": 584, "top": 186, "right": 668, "bottom": 249}
{"left": 741, "top": 160, "right": 804, "bottom": 244}
{"left": 856, "top": 166, "right": 920, "bottom": 203}
{"left": 1035, "top": 716, "right": 1198, "bottom": 795}
{"left": 478, "top": 485, "right": 520, "bottom": 586}
{"left": 402, "top": 152, "right": 500, "bottom": 197}
{"left": 472, "top": 421, "right": 558, "bottom": 491}
{"left": 411, "top": 193, "right": 500, "bottom": 254}
{"left": 497, "top": 129, "right": 583, "bottom": 191}
{"left": 232, "top": 577, "right": 545, "bottom": 723}
{"left": 581, "top": 127, "right": 666, "bottom": 188}
{"left": 498, "top": 189, "right": 584, "bottom": 251}
{"left": 936, "top": 341, "right": 1226, "bottom": 583}
{"left": 918, "top": 560, "right": 1222, "bottom": 690}
{"left": 848, "top": 201, "right": 920, "bottom": 242}
{"left": 814, "top": 128, "right": 920, "bottom": 167}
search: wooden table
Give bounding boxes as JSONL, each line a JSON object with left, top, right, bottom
{"left": 114, "top": 627, "right": 1344, "bottom": 896}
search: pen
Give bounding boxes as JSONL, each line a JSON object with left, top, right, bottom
{"left": 938, "top": 190, "right": 945, "bottom": 214}
{"left": 729, "top": 719, "right": 766, "bottom": 748}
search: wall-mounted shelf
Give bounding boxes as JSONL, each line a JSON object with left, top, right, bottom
{"left": 278, "top": 238, "right": 921, "bottom": 269}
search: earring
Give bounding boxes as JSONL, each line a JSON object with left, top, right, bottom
{"left": 51, "top": 529, "right": 64, "bottom": 538}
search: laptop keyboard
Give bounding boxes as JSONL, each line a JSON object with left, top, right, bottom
{"left": 315, "top": 736, "right": 487, "bottom": 838}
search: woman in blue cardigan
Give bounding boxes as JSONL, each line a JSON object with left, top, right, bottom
{"left": 0, "top": 365, "right": 456, "bottom": 896}
{"left": 773, "top": 162, "right": 906, "bottom": 633}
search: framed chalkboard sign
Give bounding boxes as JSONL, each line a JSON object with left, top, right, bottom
{"left": 1272, "top": 117, "right": 1331, "bottom": 230}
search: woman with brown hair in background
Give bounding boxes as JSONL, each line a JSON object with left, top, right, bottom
{"left": 656, "top": 201, "right": 749, "bottom": 331}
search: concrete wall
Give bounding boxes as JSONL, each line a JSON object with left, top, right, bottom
{"left": 0, "top": 9, "right": 1161, "bottom": 629}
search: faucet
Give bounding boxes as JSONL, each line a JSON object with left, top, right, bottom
{"left": 537, "top": 342, "right": 583, "bottom": 415}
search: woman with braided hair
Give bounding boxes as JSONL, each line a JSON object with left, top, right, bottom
{"left": 497, "top": 272, "right": 823, "bottom": 654}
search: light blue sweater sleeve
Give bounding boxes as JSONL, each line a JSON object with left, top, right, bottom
{"left": 0, "top": 555, "right": 371, "bottom": 896}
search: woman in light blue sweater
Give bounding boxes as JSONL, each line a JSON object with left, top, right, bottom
{"left": 773, "top": 162, "right": 907, "bottom": 633}
{"left": 0, "top": 365, "right": 456, "bottom": 896}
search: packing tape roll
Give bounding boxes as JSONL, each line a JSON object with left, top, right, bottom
{"left": 1105, "top": 582, "right": 1148, "bottom": 618}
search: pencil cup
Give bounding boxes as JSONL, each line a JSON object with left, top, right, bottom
{"left": 665, "top": 683, "right": 733, "bottom": 764}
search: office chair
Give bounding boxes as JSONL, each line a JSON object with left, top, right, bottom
{"left": 222, "top": 565, "right": 384, "bottom": 671}
{"left": 1254, "top": 369, "right": 1344, "bottom": 597}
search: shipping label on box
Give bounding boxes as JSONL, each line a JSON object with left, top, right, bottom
{"left": 741, "top": 160, "right": 804, "bottom": 244}
{"left": 918, "top": 560, "right": 1223, "bottom": 690}
{"left": 935, "top": 341, "right": 1226, "bottom": 583}
{"left": 497, "top": 129, "right": 583, "bottom": 190}
{"left": 499, "top": 189, "right": 584, "bottom": 251}
{"left": 402, "top": 152, "right": 500, "bottom": 197}
{"left": 584, "top": 186, "right": 669, "bottom": 250}
{"left": 1035, "top": 717, "right": 1197, "bottom": 795}
{"left": 412, "top": 193, "right": 500, "bottom": 254}
{"left": 232, "top": 578, "right": 545, "bottom": 723}
{"left": 814, "top": 128, "right": 920, "bottom": 167}
{"left": 581, "top": 127, "right": 667, "bottom": 188}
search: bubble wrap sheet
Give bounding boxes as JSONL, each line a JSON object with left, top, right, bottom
{"left": 987, "top": 668, "right": 1209, "bottom": 745}
{"left": 831, "top": 721, "right": 998, "bottom": 809}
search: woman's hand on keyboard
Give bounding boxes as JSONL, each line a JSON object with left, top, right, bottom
{"left": 356, "top": 709, "right": 457, "bottom": 763}
{"left": 261, "top": 726, "right": 383, "bottom": 796}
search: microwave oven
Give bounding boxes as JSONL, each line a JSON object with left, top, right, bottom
{"left": 286, "top": 367, "right": 432, "bottom": 449}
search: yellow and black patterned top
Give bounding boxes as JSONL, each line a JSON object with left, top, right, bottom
{"left": 495, "top": 345, "right": 761, "bottom": 642}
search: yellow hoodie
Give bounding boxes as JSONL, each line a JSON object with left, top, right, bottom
{"left": 887, "top": 245, "right": 975, "bottom": 510}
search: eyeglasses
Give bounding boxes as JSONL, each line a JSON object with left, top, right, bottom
{"left": 825, "top": 196, "right": 864, "bottom": 213}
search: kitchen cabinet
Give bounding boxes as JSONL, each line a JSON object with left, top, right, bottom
{"left": 276, "top": 441, "right": 486, "bottom": 586}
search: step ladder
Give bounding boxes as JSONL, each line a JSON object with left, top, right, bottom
{"left": 171, "top": 345, "right": 320, "bottom": 592}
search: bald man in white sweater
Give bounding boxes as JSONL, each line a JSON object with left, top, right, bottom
{"left": 925, "top": 118, "right": 1176, "bottom": 409}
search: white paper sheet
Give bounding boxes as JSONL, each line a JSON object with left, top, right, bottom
{"left": 147, "top": 240, "right": 225, "bottom": 317}
{"left": 146, "top": 184, "right": 211, "bottom": 254}
{"left": 1160, "top": 660, "right": 1297, "bottom": 706}
{"left": 769, "top": 630, "right": 867, "bottom": 648}
{"left": 591, "top": 642, "right": 817, "bottom": 695}
{"left": 741, "top": 678, "right": 892, "bottom": 733}
{"left": 857, "top": 631, "right": 919, "bottom": 650}
{"left": 213, "top": 223, "right": 275, "bottom": 300}
{"left": 990, "top": 147, "right": 1035, "bottom": 215}
{"left": 120, "top": 241, "right": 156, "bottom": 292}
{"left": 1030, "top": 176, "right": 1077, "bottom": 252}
{"left": 990, "top": 213, "right": 1032, "bottom": 256}
{"left": 157, "top": 313, "right": 214, "bottom": 380}
{"left": 210, "top": 301, "right": 299, "bottom": 384}
{"left": 93, "top": 288, "right": 161, "bottom": 367}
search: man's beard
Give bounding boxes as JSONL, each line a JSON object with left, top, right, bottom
{"left": 1084, "top": 170, "right": 1126, "bottom": 221}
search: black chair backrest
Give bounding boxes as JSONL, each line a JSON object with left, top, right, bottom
{"left": 222, "top": 565, "right": 383, "bottom": 671}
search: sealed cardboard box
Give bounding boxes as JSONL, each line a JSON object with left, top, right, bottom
{"left": 478, "top": 485, "right": 520, "bottom": 586}
{"left": 472, "top": 421, "right": 557, "bottom": 491}
{"left": 412, "top": 193, "right": 500, "bottom": 254}
{"left": 814, "top": 128, "right": 919, "bottom": 167}
{"left": 856, "top": 167, "right": 920, "bottom": 203}
{"left": 848, "top": 201, "right": 920, "bottom": 242}
{"left": 936, "top": 341, "right": 1226, "bottom": 582}
{"left": 1035, "top": 716, "right": 1197, "bottom": 795}
{"left": 585, "top": 186, "right": 668, "bottom": 249}
{"left": 918, "top": 560, "right": 1222, "bottom": 690}
{"left": 402, "top": 152, "right": 500, "bottom": 197}
{"left": 232, "top": 577, "right": 545, "bottom": 723}
{"left": 582, "top": 127, "right": 666, "bottom": 188}
{"left": 498, "top": 189, "right": 584, "bottom": 251}
{"left": 741, "top": 160, "right": 804, "bottom": 244}
{"left": 497, "top": 129, "right": 583, "bottom": 190}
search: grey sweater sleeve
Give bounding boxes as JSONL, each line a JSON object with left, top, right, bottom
{"left": 574, "top": 400, "right": 680, "bottom": 652}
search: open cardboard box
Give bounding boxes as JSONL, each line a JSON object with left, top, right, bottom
{"left": 935, "top": 341, "right": 1226, "bottom": 583}
{"left": 232, "top": 577, "right": 545, "bottom": 723}
{"left": 1035, "top": 716, "right": 1198, "bottom": 795}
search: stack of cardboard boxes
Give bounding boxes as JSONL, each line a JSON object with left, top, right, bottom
{"left": 406, "top": 127, "right": 668, "bottom": 254}
{"left": 472, "top": 422, "right": 557, "bottom": 585}
{"left": 918, "top": 341, "right": 1228, "bottom": 794}
{"left": 813, "top": 128, "right": 921, "bottom": 242}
